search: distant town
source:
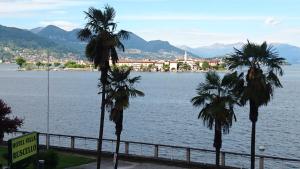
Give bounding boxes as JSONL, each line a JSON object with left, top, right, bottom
{"left": 0, "top": 51, "right": 226, "bottom": 72}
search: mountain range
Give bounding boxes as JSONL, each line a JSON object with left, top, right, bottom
{"left": 0, "top": 24, "right": 300, "bottom": 63}
{"left": 180, "top": 43, "right": 300, "bottom": 63}
{"left": 30, "top": 25, "right": 196, "bottom": 59}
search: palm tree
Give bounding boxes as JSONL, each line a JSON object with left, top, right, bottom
{"left": 225, "top": 41, "right": 285, "bottom": 169}
{"left": 191, "top": 71, "right": 241, "bottom": 166}
{"left": 77, "top": 5, "right": 129, "bottom": 169}
{"left": 104, "top": 67, "right": 144, "bottom": 169}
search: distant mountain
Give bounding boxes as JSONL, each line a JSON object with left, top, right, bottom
{"left": 0, "top": 25, "right": 80, "bottom": 60}
{"left": 272, "top": 43, "right": 300, "bottom": 64}
{"left": 181, "top": 43, "right": 300, "bottom": 63}
{"left": 33, "top": 25, "right": 80, "bottom": 42}
{"left": 30, "top": 26, "right": 197, "bottom": 59}
{"left": 121, "top": 33, "right": 196, "bottom": 58}
{"left": 180, "top": 43, "right": 243, "bottom": 58}
{"left": 0, "top": 25, "right": 57, "bottom": 49}
{"left": 2, "top": 24, "right": 299, "bottom": 63}
{"left": 30, "top": 27, "right": 44, "bottom": 34}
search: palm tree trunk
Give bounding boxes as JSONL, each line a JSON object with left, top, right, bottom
{"left": 249, "top": 100, "right": 258, "bottom": 169}
{"left": 214, "top": 121, "right": 222, "bottom": 167}
{"left": 114, "top": 132, "right": 121, "bottom": 169}
{"left": 96, "top": 69, "right": 108, "bottom": 169}
{"left": 114, "top": 110, "right": 123, "bottom": 169}
{"left": 0, "top": 131, "right": 4, "bottom": 144}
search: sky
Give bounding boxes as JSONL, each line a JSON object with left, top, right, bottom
{"left": 1, "top": 0, "right": 300, "bottom": 47}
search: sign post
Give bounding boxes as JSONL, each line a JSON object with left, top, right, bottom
{"left": 8, "top": 132, "right": 39, "bottom": 168}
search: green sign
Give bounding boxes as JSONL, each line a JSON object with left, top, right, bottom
{"left": 8, "top": 132, "right": 39, "bottom": 164}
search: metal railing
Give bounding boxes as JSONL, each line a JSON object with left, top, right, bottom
{"left": 3, "top": 131, "right": 300, "bottom": 169}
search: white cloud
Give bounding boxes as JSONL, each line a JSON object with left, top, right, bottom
{"left": 49, "top": 10, "right": 67, "bottom": 15}
{"left": 0, "top": 0, "right": 97, "bottom": 16}
{"left": 118, "top": 15, "right": 265, "bottom": 21}
{"left": 134, "top": 28, "right": 248, "bottom": 47}
{"left": 40, "top": 20, "right": 79, "bottom": 31}
{"left": 265, "top": 17, "right": 281, "bottom": 26}
{"left": 132, "top": 27, "right": 300, "bottom": 47}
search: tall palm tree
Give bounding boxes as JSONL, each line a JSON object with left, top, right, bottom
{"left": 77, "top": 5, "right": 129, "bottom": 169}
{"left": 225, "top": 40, "right": 285, "bottom": 169}
{"left": 191, "top": 71, "right": 241, "bottom": 166}
{"left": 104, "top": 67, "right": 144, "bottom": 169}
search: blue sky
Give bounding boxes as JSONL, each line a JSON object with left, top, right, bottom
{"left": 1, "top": 0, "right": 300, "bottom": 47}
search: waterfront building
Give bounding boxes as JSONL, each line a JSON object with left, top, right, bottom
{"left": 116, "top": 59, "right": 156, "bottom": 71}
{"left": 169, "top": 61, "right": 177, "bottom": 71}
{"left": 209, "top": 60, "right": 219, "bottom": 67}
{"left": 155, "top": 61, "right": 164, "bottom": 71}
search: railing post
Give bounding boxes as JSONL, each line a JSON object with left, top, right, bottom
{"left": 186, "top": 148, "right": 191, "bottom": 163}
{"left": 220, "top": 152, "right": 225, "bottom": 166}
{"left": 125, "top": 142, "right": 129, "bottom": 154}
{"left": 70, "top": 136, "right": 75, "bottom": 149}
{"left": 154, "top": 145, "right": 159, "bottom": 158}
{"left": 38, "top": 160, "right": 45, "bottom": 169}
{"left": 46, "top": 134, "right": 50, "bottom": 148}
{"left": 259, "top": 156, "right": 264, "bottom": 169}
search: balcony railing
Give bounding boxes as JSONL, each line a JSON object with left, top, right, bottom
{"left": 3, "top": 131, "right": 300, "bottom": 169}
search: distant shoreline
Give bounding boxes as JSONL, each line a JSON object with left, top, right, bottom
{"left": 16, "top": 68, "right": 230, "bottom": 73}
{"left": 1, "top": 63, "right": 294, "bottom": 73}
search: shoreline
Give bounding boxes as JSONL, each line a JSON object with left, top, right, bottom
{"left": 16, "top": 68, "right": 230, "bottom": 73}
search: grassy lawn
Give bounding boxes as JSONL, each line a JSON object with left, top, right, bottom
{"left": 55, "top": 152, "right": 95, "bottom": 169}
{"left": 0, "top": 146, "right": 95, "bottom": 169}
{"left": 0, "top": 147, "right": 7, "bottom": 165}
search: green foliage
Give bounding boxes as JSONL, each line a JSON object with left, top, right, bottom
{"left": 104, "top": 67, "right": 144, "bottom": 131}
{"left": 35, "top": 61, "right": 42, "bottom": 68}
{"left": 147, "top": 64, "right": 156, "bottom": 71}
{"left": 0, "top": 100, "right": 23, "bottom": 142}
{"left": 202, "top": 61, "right": 210, "bottom": 70}
{"left": 191, "top": 71, "right": 240, "bottom": 133}
{"left": 1, "top": 152, "right": 32, "bottom": 169}
{"left": 178, "top": 62, "right": 191, "bottom": 71}
{"left": 0, "top": 147, "right": 94, "bottom": 169}
{"left": 225, "top": 40, "right": 285, "bottom": 168}
{"left": 33, "top": 150, "right": 58, "bottom": 169}
{"left": 225, "top": 41, "right": 285, "bottom": 109}
{"left": 191, "top": 71, "right": 241, "bottom": 165}
{"left": 64, "top": 61, "right": 85, "bottom": 68}
{"left": 194, "top": 61, "right": 201, "bottom": 70}
{"left": 78, "top": 5, "right": 129, "bottom": 70}
{"left": 218, "top": 63, "right": 226, "bottom": 70}
{"left": 163, "top": 63, "right": 170, "bottom": 71}
{"left": 55, "top": 152, "right": 94, "bottom": 169}
{"left": 54, "top": 62, "right": 61, "bottom": 67}
{"left": 15, "top": 57, "right": 26, "bottom": 68}
{"left": 113, "top": 64, "right": 133, "bottom": 71}
{"left": 24, "top": 63, "right": 34, "bottom": 71}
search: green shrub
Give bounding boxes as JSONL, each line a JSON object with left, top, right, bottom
{"left": 2, "top": 152, "right": 32, "bottom": 169}
{"left": 33, "top": 150, "right": 58, "bottom": 169}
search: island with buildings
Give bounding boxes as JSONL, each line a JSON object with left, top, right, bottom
{"left": 1, "top": 51, "right": 226, "bottom": 72}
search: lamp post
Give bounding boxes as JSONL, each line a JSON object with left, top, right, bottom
{"left": 259, "top": 145, "right": 265, "bottom": 169}
{"left": 46, "top": 52, "right": 50, "bottom": 149}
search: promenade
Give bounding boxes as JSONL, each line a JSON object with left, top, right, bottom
{"left": 67, "top": 157, "right": 188, "bottom": 169}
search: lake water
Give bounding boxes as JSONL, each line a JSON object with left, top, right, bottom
{"left": 0, "top": 64, "right": 299, "bottom": 167}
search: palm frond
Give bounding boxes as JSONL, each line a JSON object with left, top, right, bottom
{"left": 79, "top": 5, "right": 129, "bottom": 70}
{"left": 77, "top": 28, "right": 92, "bottom": 41}
{"left": 192, "top": 71, "right": 239, "bottom": 135}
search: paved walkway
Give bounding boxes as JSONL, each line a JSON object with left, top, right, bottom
{"left": 67, "top": 158, "right": 188, "bottom": 169}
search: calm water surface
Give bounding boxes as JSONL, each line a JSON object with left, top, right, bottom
{"left": 0, "top": 64, "right": 299, "bottom": 161}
